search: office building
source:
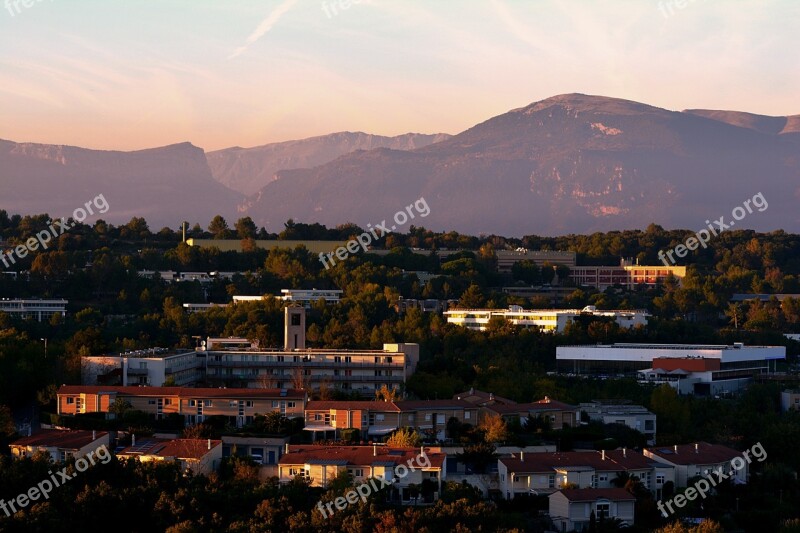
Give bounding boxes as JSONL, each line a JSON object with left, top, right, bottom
{"left": 568, "top": 261, "right": 686, "bottom": 290}
{"left": 0, "top": 298, "right": 67, "bottom": 322}
{"left": 495, "top": 249, "right": 576, "bottom": 273}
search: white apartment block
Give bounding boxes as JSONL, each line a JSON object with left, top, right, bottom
{"left": 0, "top": 298, "right": 67, "bottom": 322}
{"left": 445, "top": 305, "right": 648, "bottom": 332}
{"left": 579, "top": 401, "right": 657, "bottom": 445}
{"left": 82, "top": 349, "right": 204, "bottom": 387}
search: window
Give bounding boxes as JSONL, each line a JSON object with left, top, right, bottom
{"left": 591, "top": 474, "right": 597, "bottom": 488}
{"left": 287, "top": 402, "right": 296, "bottom": 408}
{"left": 548, "top": 475, "right": 555, "bottom": 488}
{"left": 189, "top": 400, "right": 196, "bottom": 407}
{"left": 376, "top": 414, "right": 385, "bottom": 422}
{"left": 246, "top": 401, "right": 254, "bottom": 408}
{"left": 385, "top": 356, "right": 392, "bottom": 363}
{"left": 229, "top": 401, "right": 238, "bottom": 407}
{"left": 334, "top": 369, "right": 340, "bottom": 376}
{"left": 272, "top": 401, "right": 279, "bottom": 408}
{"left": 204, "top": 400, "right": 212, "bottom": 407}
{"left": 645, "top": 420, "right": 655, "bottom": 431}
{"left": 408, "top": 414, "right": 414, "bottom": 422}
{"left": 424, "top": 414, "right": 431, "bottom": 422}
{"left": 66, "top": 397, "right": 74, "bottom": 404}
{"left": 348, "top": 468, "right": 364, "bottom": 477}
{"left": 334, "top": 356, "right": 341, "bottom": 363}
{"left": 465, "top": 411, "right": 471, "bottom": 419}
{"left": 164, "top": 399, "right": 172, "bottom": 406}
{"left": 375, "top": 357, "right": 380, "bottom": 363}
{"left": 386, "top": 370, "right": 393, "bottom": 377}
{"left": 599, "top": 474, "right": 608, "bottom": 482}
{"left": 596, "top": 502, "right": 610, "bottom": 519}
{"left": 345, "top": 356, "right": 351, "bottom": 363}
{"left": 148, "top": 400, "right": 156, "bottom": 405}
{"left": 656, "top": 474, "right": 665, "bottom": 484}
{"left": 291, "top": 314, "right": 301, "bottom": 326}
{"left": 314, "top": 414, "right": 322, "bottom": 421}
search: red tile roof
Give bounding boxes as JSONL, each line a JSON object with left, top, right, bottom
{"left": 57, "top": 385, "right": 305, "bottom": 399}
{"left": 118, "top": 438, "right": 222, "bottom": 460}
{"left": 554, "top": 488, "right": 636, "bottom": 502}
{"left": 500, "top": 450, "right": 663, "bottom": 473}
{"left": 394, "top": 399, "right": 477, "bottom": 410}
{"left": 11, "top": 429, "right": 108, "bottom": 450}
{"left": 645, "top": 442, "right": 742, "bottom": 465}
{"left": 279, "top": 445, "right": 445, "bottom": 469}
{"left": 306, "top": 400, "right": 401, "bottom": 412}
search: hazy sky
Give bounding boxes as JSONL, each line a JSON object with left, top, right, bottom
{"left": 1, "top": 0, "right": 798, "bottom": 151}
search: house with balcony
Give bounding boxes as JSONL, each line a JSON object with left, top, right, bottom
{"left": 498, "top": 449, "right": 674, "bottom": 500}
{"left": 57, "top": 385, "right": 306, "bottom": 427}
{"left": 549, "top": 488, "right": 636, "bottom": 531}
{"left": 278, "top": 445, "right": 446, "bottom": 503}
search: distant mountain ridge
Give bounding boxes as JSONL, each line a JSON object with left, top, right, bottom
{"left": 2, "top": 94, "right": 798, "bottom": 236}
{"left": 207, "top": 131, "right": 451, "bottom": 195}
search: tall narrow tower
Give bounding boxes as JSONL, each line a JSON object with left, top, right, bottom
{"left": 284, "top": 306, "right": 306, "bottom": 350}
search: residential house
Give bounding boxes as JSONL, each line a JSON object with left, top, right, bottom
{"left": 10, "top": 429, "right": 109, "bottom": 462}
{"left": 117, "top": 438, "right": 222, "bottom": 475}
{"left": 643, "top": 442, "right": 747, "bottom": 487}
{"left": 579, "top": 401, "right": 657, "bottom": 445}
{"left": 549, "top": 488, "right": 636, "bottom": 532}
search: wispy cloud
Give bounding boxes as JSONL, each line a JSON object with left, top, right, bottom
{"left": 228, "top": 0, "right": 299, "bottom": 59}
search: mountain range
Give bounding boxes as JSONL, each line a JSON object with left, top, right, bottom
{"left": 2, "top": 93, "right": 798, "bottom": 235}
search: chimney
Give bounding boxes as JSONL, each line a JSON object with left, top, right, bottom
{"left": 489, "top": 393, "right": 494, "bottom": 401}
{"left": 285, "top": 443, "right": 289, "bottom": 454}
{"left": 674, "top": 444, "right": 678, "bottom": 453}
{"left": 623, "top": 447, "right": 626, "bottom": 458}
{"left": 601, "top": 449, "right": 605, "bottom": 460}
{"left": 695, "top": 443, "right": 699, "bottom": 454}
{"left": 208, "top": 438, "right": 211, "bottom": 450}
{"left": 132, "top": 434, "right": 136, "bottom": 446}
{"left": 373, "top": 444, "right": 377, "bottom": 457}
{"left": 520, "top": 451, "right": 524, "bottom": 462}
{"left": 93, "top": 430, "right": 96, "bottom": 440}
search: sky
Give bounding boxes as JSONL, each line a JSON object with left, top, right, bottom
{"left": 0, "top": 0, "right": 798, "bottom": 152}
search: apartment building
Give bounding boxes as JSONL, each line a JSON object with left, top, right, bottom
{"left": 303, "top": 399, "right": 479, "bottom": 441}
{"left": 57, "top": 385, "right": 307, "bottom": 427}
{"left": 579, "top": 401, "right": 657, "bottom": 445}
{"left": 0, "top": 298, "right": 67, "bottom": 322}
{"left": 81, "top": 348, "right": 204, "bottom": 387}
{"left": 10, "top": 429, "right": 109, "bottom": 462}
{"left": 549, "top": 488, "right": 635, "bottom": 532}
{"left": 568, "top": 261, "right": 686, "bottom": 290}
{"left": 117, "top": 438, "right": 222, "bottom": 475}
{"left": 498, "top": 449, "right": 675, "bottom": 500}
{"left": 444, "top": 305, "right": 647, "bottom": 332}
{"left": 643, "top": 442, "right": 749, "bottom": 487}
{"left": 203, "top": 307, "right": 419, "bottom": 396}
{"left": 278, "top": 445, "right": 447, "bottom": 502}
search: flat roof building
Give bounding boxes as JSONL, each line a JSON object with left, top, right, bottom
{"left": 0, "top": 298, "right": 67, "bottom": 322}
{"left": 445, "top": 305, "right": 648, "bottom": 332}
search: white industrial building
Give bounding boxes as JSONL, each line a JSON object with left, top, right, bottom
{"left": 445, "top": 305, "right": 648, "bottom": 332}
{"left": 558, "top": 343, "right": 786, "bottom": 395}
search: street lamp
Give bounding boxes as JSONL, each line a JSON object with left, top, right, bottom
{"left": 40, "top": 338, "right": 47, "bottom": 359}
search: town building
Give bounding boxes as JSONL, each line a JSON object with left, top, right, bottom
{"left": 568, "top": 260, "right": 686, "bottom": 290}
{"left": 303, "top": 399, "right": 479, "bottom": 441}
{"left": 185, "top": 239, "right": 348, "bottom": 254}
{"left": 56, "top": 385, "right": 307, "bottom": 427}
{"left": 183, "top": 303, "right": 229, "bottom": 314}
{"left": 444, "top": 305, "right": 648, "bottom": 332}
{"left": 81, "top": 348, "right": 204, "bottom": 387}
{"left": 117, "top": 438, "right": 222, "bottom": 475}
{"left": 548, "top": 488, "right": 636, "bottom": 532}
{"left": 495, "top": 249, "right": 577, "bottom": 273}
{"left": 278, "top": 445, "right": 447, "bottom": 503}
{"left": 557, "top": 343, "right": 786, "bottom": 388}
{"left": 137, "top": 270, "right": 239, "bottom": 283}
{"left": 10, "top": 429, "right": 109, "bottom": 462}
{"left": 498, "top": 449, "right": 675, "bottom": 500}
{"left": 221, "top": 435, "right": 291, "bottom": 466}
{"left": 781, "top": 390, "right": 800, "bottom": 412}
{"left": 579, "top": 401, "right": 657, "bottom": 445}
{"left": 482, "top": 397, "right": 580, "bottom": 430}
{"left": 0, "top": 298, "right": 67, "bottom": 322}
{"left": 203, "top": 307, "right": 419, "bottom": 396}
{"left": 643, "top": 442, "right": 748, "bottom": 487}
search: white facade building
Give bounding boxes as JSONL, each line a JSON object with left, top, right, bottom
{"left": 445, "top": 306, "right": 648, "bottom": 332}
{"left": 0, "top": 298, "right": 67, "bottom": 322}
{"left": 82, "top": 349, "right": 204, "bottom": 387}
